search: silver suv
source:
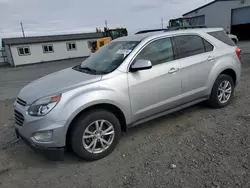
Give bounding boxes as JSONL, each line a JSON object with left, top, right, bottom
{"left": 14, "top": 28, "right": 241, "bottom": 161}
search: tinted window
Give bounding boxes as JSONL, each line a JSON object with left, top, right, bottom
{"left": 208, "top": 31, "right": 235, "bottom": 46}
{"left": 174, "top": 35, "right": 205, "bottom": 59}
{"left": 135, "top": 38, "right": 174, "bottom": 66}
{"left": 203, "top": 39, "right": 214, "bottom": 52}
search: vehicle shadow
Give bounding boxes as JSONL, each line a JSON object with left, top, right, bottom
{"left": 3, "top": 100, "right": 228, "bottom": 168}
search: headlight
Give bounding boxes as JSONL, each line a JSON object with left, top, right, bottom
{"left": 28, "top": 94, "right": 61, "bottom": 116}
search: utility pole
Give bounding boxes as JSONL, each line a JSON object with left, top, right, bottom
{"left": 105, "top": 20, "right": 108, "bottom": 29}
{"left": 161, "top": 18, "right": 164, "bottom": 29}
{"left": 20, "top": 22, "right": 25, "bottom": 37}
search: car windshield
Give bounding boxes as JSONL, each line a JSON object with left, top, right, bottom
{"left": 80, "top": 41, "right": 139, "bottom": 74}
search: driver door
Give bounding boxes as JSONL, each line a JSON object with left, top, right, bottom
{"left": 128, "top": 37, "right": 182, "bottom": 122}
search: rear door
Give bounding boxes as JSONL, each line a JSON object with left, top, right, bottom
{"left": 173, "top": 34, "right": 215, "bottom": 103}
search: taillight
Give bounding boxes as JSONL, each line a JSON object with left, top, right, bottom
{"left": 236, "top": 47, "right": 241, "bottom": 59}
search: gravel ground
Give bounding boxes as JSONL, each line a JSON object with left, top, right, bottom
{"left": 0, "top": 51, "right": 250, "bottom": 188}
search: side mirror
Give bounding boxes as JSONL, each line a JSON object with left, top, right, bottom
{"left": 130, "top": 60, "right": 152, "bottom": 72}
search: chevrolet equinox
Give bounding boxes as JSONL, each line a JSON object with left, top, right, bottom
{"left": 14, "top": 28, "right": 241, "bottom": 161}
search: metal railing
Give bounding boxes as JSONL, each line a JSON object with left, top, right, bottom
{"left": 0, "top": 48, "right": 7, "bottom": 65}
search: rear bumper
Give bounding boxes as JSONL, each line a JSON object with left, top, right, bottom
{"left": 15, "top": 128, "right": 65, "bottom": 161}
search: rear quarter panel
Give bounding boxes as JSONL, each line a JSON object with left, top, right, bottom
{"left": 205, "top": 48, "right": 241, "bottom": 95}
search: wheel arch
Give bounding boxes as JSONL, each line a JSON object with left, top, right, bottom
{"left": 207, "top": 67, "right": 237, "bottom": 96}
{"left": 65, "top": 103, "right": 127, "bottom": 148}
{"left": 220, "top": 68, "right": 236, "bottom": 85}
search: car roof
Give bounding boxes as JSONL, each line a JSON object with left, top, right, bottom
{"left": 114, "top": 28, "right": 224, "bottom": 42}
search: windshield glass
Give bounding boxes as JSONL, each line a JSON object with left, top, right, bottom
{"left": 80, "top": 41, "right": 139, "bottom": 74}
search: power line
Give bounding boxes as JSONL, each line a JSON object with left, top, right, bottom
{"left": 20, "top": 22, "right": 25, "bottom": 37}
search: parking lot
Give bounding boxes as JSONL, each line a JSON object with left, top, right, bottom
{"left": 0, "top": 44, "right": 250, "bottom": 188}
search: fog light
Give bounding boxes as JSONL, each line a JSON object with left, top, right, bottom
{"left": 33, "top": 130, "right": 53, "bottom": 142}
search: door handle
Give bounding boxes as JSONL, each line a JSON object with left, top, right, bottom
{"left": 207, "top": 56, "right": 215, "bottom": 61}
{"left": 168, "top": 67, "right": 179, "bottom": 74}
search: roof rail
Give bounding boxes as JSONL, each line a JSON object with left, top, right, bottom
{"left": 169, "top": 25, "right": 207, "bottom": 30}
{"left": 135, "top": 29, "right": 167, "bottom": 35}
{"left": 135, "top": 26, "right": 208, "bottom": 35}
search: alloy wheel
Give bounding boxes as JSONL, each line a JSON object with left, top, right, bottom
{"left": 82, "top": 120, "right": 115, "bottom": 154}
{"left": 217, "top": 80, "right": 232, "bottom": 104}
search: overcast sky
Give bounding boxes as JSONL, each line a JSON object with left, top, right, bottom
{"left": 0, "top": 0, "right": 213, "bottom": 39}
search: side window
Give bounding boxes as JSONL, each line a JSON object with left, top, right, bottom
{"left": 135, "top": 38, "right": 174, "bottom": 66}
{"left": 203, "top": 39, "right": 214, "bottom": 52}
{"left": 208, "top": 31, "right": 235, "bottom": 46}
{"left": 174, "top": 35, "right": 205, "bottom": 59}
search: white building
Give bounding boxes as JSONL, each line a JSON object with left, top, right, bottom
{"left": 2, "top": 32, "right": 103, "bottom": 66}
{"left": 0, "top": 48, "right": 7, "bottom": 66}
{"left": 183, "top": 0, "right": 250, "bottom": 40}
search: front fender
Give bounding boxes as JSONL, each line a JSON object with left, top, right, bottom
{"left": 59, "top": 85, "right": 131, "bottom": 135}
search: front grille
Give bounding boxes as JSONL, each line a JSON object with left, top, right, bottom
{"left": 14, "top": 110, "right": 24, "bottom": 126}
{"left": 16, "top": 98, "right": 27, "bottom": 106}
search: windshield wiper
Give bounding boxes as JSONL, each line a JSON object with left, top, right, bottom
{"left": 73, "top": 65, "right": 98, "bottom": 74}
{"left": 73, "top": 65, "right": 107, "bottom": 75}
{"left": 80, "top": 66, "right": 97, "bottom": 74}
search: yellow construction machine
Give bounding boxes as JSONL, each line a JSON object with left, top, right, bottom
{"left": 88, "top": 27, "right": 128, "bottom": 53}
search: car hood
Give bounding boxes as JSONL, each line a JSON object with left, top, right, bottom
{"left": 18, "top": 67, "right": 102, "bottom": 104}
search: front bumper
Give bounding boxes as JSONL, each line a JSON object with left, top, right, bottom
{"left": 14, "top": 101, "right": 67, "bottom": 160}
{"left": 15, "top": 128, "right": 65, "bottom": 160}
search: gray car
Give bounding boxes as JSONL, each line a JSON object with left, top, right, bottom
{"left": 14, "top": 28, "right": 241, "bottom": 161}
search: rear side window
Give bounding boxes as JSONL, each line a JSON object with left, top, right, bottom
{"left": 208, "top": 31, "right": 235, "bottom": 46}
{"left": 173, "top": 35, "right": 205, "bottom": 59}
{"left": 203, "top": 40, "right": 214, "bottom": 52}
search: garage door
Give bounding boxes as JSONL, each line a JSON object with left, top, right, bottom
{"left": 231, "top": 6, "right": 250, "bottom": 40}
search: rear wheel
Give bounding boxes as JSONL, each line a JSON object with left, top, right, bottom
{"left": 70, "top": 110, "right": 121, "bottom": 161}
{"left": 208, "top": 74, "right": 234, "bottom": 108}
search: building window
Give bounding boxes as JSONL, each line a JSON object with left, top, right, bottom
{"left": 17, "top": 47, "right": 30, "bottom": 56}
{"left": 67, "top": 42, "right": 77, "bottom": 51}
{"left": 43, "top": 44, "right": 54, "bottom": 53}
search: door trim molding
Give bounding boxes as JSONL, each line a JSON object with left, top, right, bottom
{"left": 128, "top": 96, "right": 209, "bottom": 128}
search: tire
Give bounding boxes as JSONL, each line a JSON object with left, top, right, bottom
{"left": 208, "top": 74, "right": 234, "bottom": 108}
{"left": 70, "top": 109, "right": 121, "bottom": 161}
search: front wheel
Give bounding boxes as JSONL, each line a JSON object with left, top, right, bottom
{"left": 208, "top": 74, "right": 235, "bottom": 108}
{"left": 70, "top": 110, "right": 121, "bottom": 161}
